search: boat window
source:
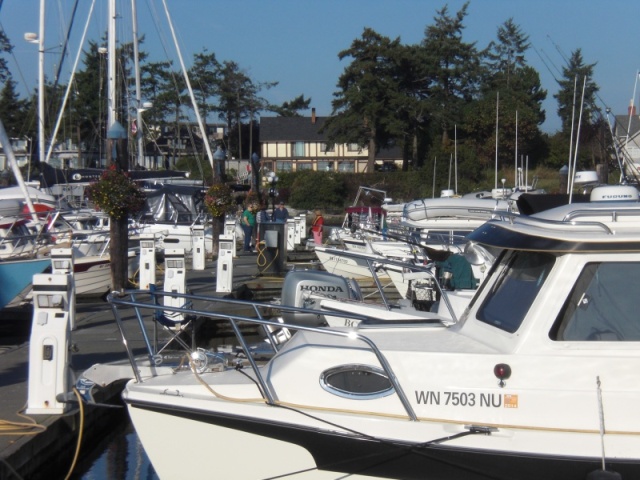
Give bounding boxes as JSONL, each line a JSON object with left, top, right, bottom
{"left": 477, "top": 251, "right": 555, "bottom": 333}
{"left": 551, "top": 262, "right": 640, "bottom": 341}
{"left": 320, "top": 364, "right": 394, "bottom": 399}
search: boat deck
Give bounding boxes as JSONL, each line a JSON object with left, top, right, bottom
{"left": 0, "top": 248, "right": 313, "bottom": 479}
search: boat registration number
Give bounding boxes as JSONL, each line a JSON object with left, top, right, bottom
{"left": 414, "top": 390, "right": 518, "bottom": 409}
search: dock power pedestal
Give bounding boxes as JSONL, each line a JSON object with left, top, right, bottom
{"left": 163, "top": 248, "right": 186, "bottom": 323}
{"left": 216, "top": 234, "right": 234, "bottom": 292}
{"left": 139, "top": 234, "right": 156, "bottom": 290}
{"left": 191, "top": 225, "right": 206, "bottom": 270}
{"left": 27, "top": 273, "right": 73, "bottom": 414}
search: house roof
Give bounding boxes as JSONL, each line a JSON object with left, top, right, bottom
{"left": 614, "top": 114, "right": 640, "bottom": 140}
{"left": 260, "top": 116, "right": 328, "bottom": 141}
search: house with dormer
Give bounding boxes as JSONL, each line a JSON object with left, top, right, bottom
{"left": 259, "top": 109, "right": 403, "bottom": 173}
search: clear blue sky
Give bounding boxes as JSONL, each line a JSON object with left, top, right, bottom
{"left": 1, "top": 0, "right": 639, "bottom": 134}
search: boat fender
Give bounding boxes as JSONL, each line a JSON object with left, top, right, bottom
{"left": 585, "top": 470, "right": 622, "bottom": 480}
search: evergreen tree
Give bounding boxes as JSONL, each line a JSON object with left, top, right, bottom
{"left": 553, "top": 49, "right": 603, "bottom": 171}
{"left": 323, "top": 28, "right": 406, "bottom": 171}
{"left": 554, "top": 49, "right": 599, "bottom": 134}
{"left": 70, "top": 41, "right": 108, "bottom": 162}
{"left": 0, "top": 78, "right": 29, "bottom": 137}
{"left": 465, "top": 19, "right": 547, "bottom": 177}
{"left": 393, "top": 43, "right": 433, "bottom": 170}
{"left": 420, "top": 3, "right": 482, "bottom": 148}
{"left": 189, "top": 49, "right": 220, "bottom": 126}
{"left": 484, "top": 18, "right": 529, "bottom": 90}
{"left": 0, "top": 30, "right": 13, "bottom": 83}
{"left": 270, "top": 94, "right": 312, "bottom": 117}
{"left": 216, "top": 60, "right": 275, "bottom": 160}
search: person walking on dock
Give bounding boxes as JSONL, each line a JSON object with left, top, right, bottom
{"left": 241, "top": 203, "right": 256, "bottom": 252}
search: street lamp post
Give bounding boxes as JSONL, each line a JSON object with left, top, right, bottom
{"left": 266, "top": 171, "right": 278, "bottom": 219}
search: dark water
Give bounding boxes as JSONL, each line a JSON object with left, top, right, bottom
{"left": 73, "top": 420, "right": 158, "bottom": 480}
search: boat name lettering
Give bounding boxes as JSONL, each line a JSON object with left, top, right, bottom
{"left": 300, "top": 285, "right": 345, "bottom": 293}
{"left": 414, "top": 390, "right": 517, "bottom": 408}
{"left": 328, "top": 256, "right": 349, "bottom": 264}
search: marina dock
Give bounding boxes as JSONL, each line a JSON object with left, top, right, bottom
{"left": 0, "top": 250, "right": 307, "bottom": 480}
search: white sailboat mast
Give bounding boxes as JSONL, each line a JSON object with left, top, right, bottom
{"left": 132, "top": 0, "right": 144, "bottom": 167}
{"left": 108, "top": 0, "right": 117, "bottom": 129}
{"left": 37, "top": 0, "right": 45, "bottom": 164}
{"left": 161, "top": 0, "right": 215, "bottom": 169}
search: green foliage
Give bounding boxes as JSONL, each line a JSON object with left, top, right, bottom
{"left": 554, "top": 49, "right": 599, "bottom": 134}
{"left": 421, "top": 2, "right": 482, "bottom": 146}
{"left": 269, "top": 94, "right": 312, "bottom": 117}
{"left": 204, "top": 183, "right": 236, "bottom": 217}
{"left": 175, "top": 156, "right": 212, "bottom": 183}
{"left": 287, "top": 171, "right": 346, "bottom": 211}
{"left": 323, "top": 28, "right": 406, "bottom": 171}
{"left": 0, "top": 78, "right": 29, "bottom": 137}
{"left": 86, "top": 167, "right": 146, "bottom": 220}
{"left": 0, "top": 30, "right": 13, "bottom": 83}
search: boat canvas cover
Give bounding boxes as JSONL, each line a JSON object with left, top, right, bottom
{"left": 142, "top": 184, "right": 206, "bottom": 224}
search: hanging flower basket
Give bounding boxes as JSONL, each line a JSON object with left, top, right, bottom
{"left": 86, "top": 167, "right": 146, "bottom": 220}
{"left": 204, "top": 183, "right": 237, "bottom": 218}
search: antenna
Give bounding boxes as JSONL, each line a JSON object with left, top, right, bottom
{"left": 567, "top": 76, "right": 578, "bottom": 194}
{"left": 495, "top": 92, "right": 499, "bottom": 189}
{"left": 514, "top": 110, "right": 518, "bottom": 189}
{"left": 569, "top": 76, "right": 588, "bottom": 204}
{"left": 454, "top": 125, "right": 458, "bottom": 195}
{"left": 432, "top": 157, "right": 437, "bottom": 199}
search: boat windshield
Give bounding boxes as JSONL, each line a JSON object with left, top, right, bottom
{"left": 477, "top": 251, "right": 555, "bottom": 333}
{"left": 552, "top": 262, "right": 640, "bottom": 341}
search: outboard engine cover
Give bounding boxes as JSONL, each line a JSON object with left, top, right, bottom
{"left": 281, "top": 270, "right": 362, "bottom": 326}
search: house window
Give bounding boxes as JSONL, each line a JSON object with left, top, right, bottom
{"left": 318, "top": 161, "right": 333, "bottom": 171}
{"left": 290, "top": 142, "right": 305, "bottom": 157}
{"left": 347, "top": 143, "right": 360, "bottom": 152}
{"left": 276, "top": 161, "right": 293, "bottom": 172}
{"left": 320, "top": 142, "right": 335, "bottom": 153}
{"left": 297, "top": 162, "right": 312, "bottom": 171}
{"left": 338, "top": 161, "right": 355, "bottom": 172}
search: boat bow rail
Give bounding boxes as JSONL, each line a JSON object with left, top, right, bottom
{"left": 106, "top": 288, "right": 421, "bottom": 420}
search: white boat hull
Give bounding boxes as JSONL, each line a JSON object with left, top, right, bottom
{"left": 313, "top": 246, "right": 390, "bottom": 280}
{"left": 127, "top": 402, "right": 382, "bottom": 479}
{"left": 124, "top": 344, "right": 640, "bottom": 480}
{"left": 71, "top": 250, "right": 139, "bottom": 296}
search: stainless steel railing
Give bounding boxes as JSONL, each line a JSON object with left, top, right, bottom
{"left": 107, "top": 288, "right": 436, "bottom": 421}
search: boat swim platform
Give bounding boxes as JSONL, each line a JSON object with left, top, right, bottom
{"left": 0, "top": 248, "right": 315, "bottom": 480}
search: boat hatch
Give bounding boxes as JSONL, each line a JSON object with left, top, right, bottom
{"left": 319, "top": 364, "right": 395, "bottom": 399}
